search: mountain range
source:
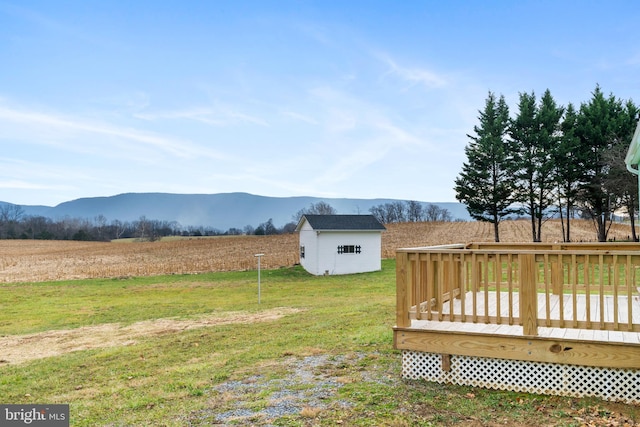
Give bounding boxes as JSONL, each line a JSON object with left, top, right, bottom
{"left": 2, "top": 193, "right": 470, "bottom": 230}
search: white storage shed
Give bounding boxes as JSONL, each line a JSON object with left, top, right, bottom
{"left": 295, "top": 214, "right": 386, "bottom": 276}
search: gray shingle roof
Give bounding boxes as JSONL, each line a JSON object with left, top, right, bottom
{"left": 298, "top": 214, "right": 385, "bottom": 231}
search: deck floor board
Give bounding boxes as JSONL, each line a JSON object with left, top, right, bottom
{"left": 413, "top": 290, "right": 640, "bottom": 344}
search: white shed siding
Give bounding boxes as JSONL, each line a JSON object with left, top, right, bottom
{"left": 315, "top": 231, "right": 381, "bottom": 275}
{"left": 296, "top": 214, "right": 385, "bottom": 276}
{"left": 298, "top": 221, "right": 320, "bottom": 275}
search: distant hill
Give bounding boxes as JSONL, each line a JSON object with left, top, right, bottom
{"left": 2, "top": 193, "right": 470, "bottom": 230}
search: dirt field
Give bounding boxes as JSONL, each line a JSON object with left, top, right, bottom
{"left": 0, "top": 219, "right": 635, "bottom": 283}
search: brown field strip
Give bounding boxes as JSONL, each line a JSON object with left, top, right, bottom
{"left": 0, "top": 219, "right": 635, "bottom": 283}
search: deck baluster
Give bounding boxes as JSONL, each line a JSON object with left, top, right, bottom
{"left": 519, "top": 253, "right": 538, "bottom": 336}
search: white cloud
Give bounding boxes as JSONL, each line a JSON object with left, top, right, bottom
{"left": 376, "top": 53, "right": 447, "bottom": 89}
{"left": 0, "top": 102, "right": 228, "bottom": 161}
{"left": 0, "top": 179, "right": 69, "bottom": 191}
{"left": 280, "top": 111, "right": 318, "bottom": 125}
{"left": 135, "top": 105, "right": 269, "bottom": 127}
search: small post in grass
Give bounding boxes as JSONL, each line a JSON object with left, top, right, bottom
{"left": 255, "top": 253, "right": 264, "bottom": 304}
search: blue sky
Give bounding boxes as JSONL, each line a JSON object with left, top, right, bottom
{"left": 1, "top": 1, "right": 638, "bottom": 207}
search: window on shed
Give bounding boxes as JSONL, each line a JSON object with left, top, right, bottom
{"left": 337, "top": 245, "right": 361, "bottom": 254}
{"left": 300, "top": 245, "right": 305, "bottom": 259}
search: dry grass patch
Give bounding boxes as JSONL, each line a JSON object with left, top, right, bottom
{"left": 0, "top": 307, "right": 302, "bottom": 365}
{"left": 299, "top": 406, "right": 322, "bottom": 418}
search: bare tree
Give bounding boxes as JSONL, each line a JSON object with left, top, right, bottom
{"left": 388, "top": 201, "right": 407, "bottom": 222}
{"left": 0, "top": 204, "right": 25, "bottom": 238}
{"left": 369, "top": 201, "right": 451, "bottom": 224}
{"left": 22, "top": 215, "right": 51, "bottom": 239}
{"left": 368, "top": 204, "right": 387, "bottom": 223}
{"left": 406, "top": 201, "right": 424, "bottom": 222}
{"left": 94, "top": 215, "right": 108, "bottom": 241}
{"left": 293, "top": 201, "right": 337, "bottom": 222}
{"left": 135, "top": 216, "right": 153, "bottom": 241}
{"left": 255, "top": 218, "right": 278, "bottom": 235}
{"left": 425, "top": 204, "right": 452, "bottom": 222}
{"left": 111, "top": 219, "right": 128, "bottom": 239}
{"left": 0, "top": 204, "right": 24, "bottom": 223}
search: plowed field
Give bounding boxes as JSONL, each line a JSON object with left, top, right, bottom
{"left": 0, "top": 219, "right": 636, "bottom": 283}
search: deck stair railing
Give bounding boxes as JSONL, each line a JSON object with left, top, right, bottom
{"left": 396, "top": 243, "right": 640, "bottom": 336}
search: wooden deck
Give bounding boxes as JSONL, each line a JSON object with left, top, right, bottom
{"left": 410, "top": 290, "right": 640, "bottom": 344}
{"left": 414, "top": 290, "right": 640, "bottom": 344}
{"left": 394, "top": 243, "right": 640, "bottom": 369}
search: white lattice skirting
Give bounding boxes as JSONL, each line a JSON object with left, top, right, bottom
{"left": 402, "top": 350, "right": 640, "bottom": 404}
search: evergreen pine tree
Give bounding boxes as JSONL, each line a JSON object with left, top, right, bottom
{"left": 575, "top": 86, "right": 625, "bottom": 241}
{"left": 510, "top": 91, "right": 541, "bottom": 241}
{"left": 554, "top": 103, "right": 583, "bottom": 242}
{"left": 455, "top": 92, "right": 515, "bottom": 242}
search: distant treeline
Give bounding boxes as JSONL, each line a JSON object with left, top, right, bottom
{"left": 0, "top": 200, "right": 453, "bottom": 241}
{"left": 368, "top": 200, "right": 452, "bottom": 223}
{"left": 0, "top": 204, "right": 252, "bottom": 241}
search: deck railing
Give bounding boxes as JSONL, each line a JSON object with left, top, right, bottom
{"left": 396, "top": 243, "right": 640, "bottom": 336}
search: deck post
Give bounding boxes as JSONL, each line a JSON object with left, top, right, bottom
{"left": 396, "top": 251, "right": 411, "bottom": 328}
{"left": 441, "top": 354, "right": 451, "bottom": 372}
{"left": 551, "top": 246, "right": 563, "bottom": 295}
{"left": 519, "top": 253, "right": 538, "bottom": 336}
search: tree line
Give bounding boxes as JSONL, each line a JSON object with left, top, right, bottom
{"left": 0, "top": 205, "right": 243, "bottom": 241}
{"left": 0, "top": 199, "right": 453, "bottom": 241}
{"left": 368, "top": 200, "right": 452, "bottom": 223}
{"left": 253, "top": 200, "right": 454, "bottom": 236}
{"left": 455, "top": 85, "right": 638, "bottom": 242}
{"left": 293, "top": 200, "right": 452, "bottom": 224}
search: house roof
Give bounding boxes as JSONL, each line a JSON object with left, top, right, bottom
{"left": 296, "top": 214, "right": 386, "bottom": 231}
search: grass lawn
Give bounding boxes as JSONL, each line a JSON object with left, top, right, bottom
{"left": 0, "top": 259, "right": 638, "bottom": 426}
